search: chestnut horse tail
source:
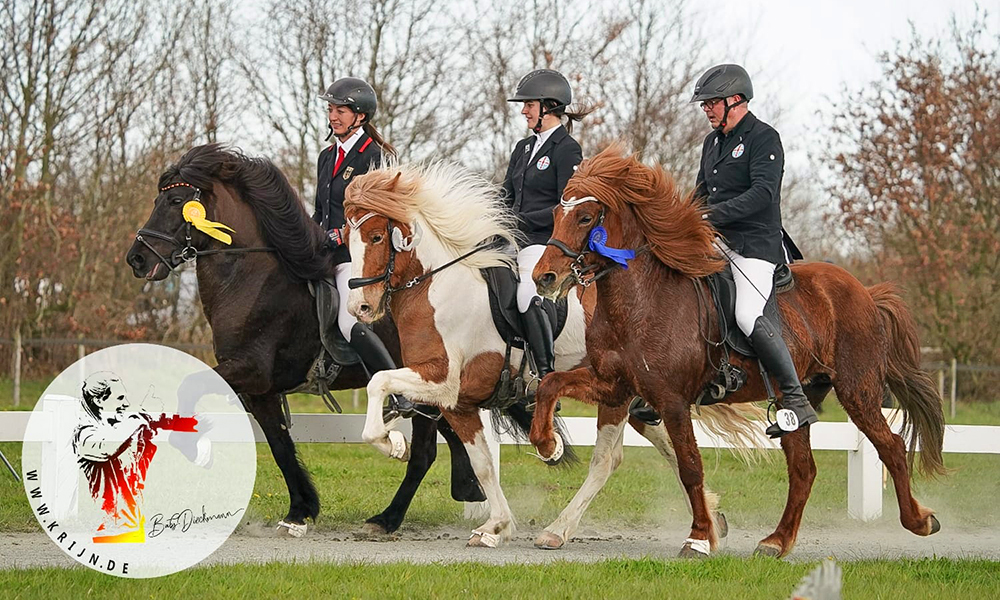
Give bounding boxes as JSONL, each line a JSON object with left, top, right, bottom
{"left": 868, "top": 283, "right": 947, "bottom": 477}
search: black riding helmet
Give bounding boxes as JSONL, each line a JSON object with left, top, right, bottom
{"left": 508, "top": 69, "right": 573, "bottom": 133}
{"left": 319, "top": 77, "right": 377, "bottom": 140}
{"left": 691, "top": 64, "right": 753, "bottom": 130}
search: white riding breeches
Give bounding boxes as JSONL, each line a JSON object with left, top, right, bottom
{"left": 516, "top": 244, "right": 546, "bottom": 313}
{"left": 716, "top": 240, "right": 776, "bottom": 337}
{"left": 334, "top": 262, "right": 357, "bottom": 341}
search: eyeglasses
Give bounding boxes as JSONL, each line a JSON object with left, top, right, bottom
{"left": 699, "top": 98, "right": 724, "bottom": 110}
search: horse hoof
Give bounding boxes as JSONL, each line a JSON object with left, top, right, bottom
{"left": 536, "top": 432, "right": 564, "bottom": 465}
{"left": 387, "top": 430, "right": 410, "bottom": 462}
{"left": 276, "top": 520, "right": 308, "bottom": 538}
{"left": 360, "top": 521, "right": 389, "bottom": 536}
{"left": 468, "top": 530, "right": 500, "bottom": 548}
{"left": 714, "top": 511, "right": 729, "bottom": 539}
{"left": 753, "top": 543, "right": 783, "bottom": 558}
{"left": 678, "top": 538, "right": 710, "bottom": 559}
{"left": 929, "top": 514, "right": 941, "bottom": 535}
{"left": 534, "top": 531, "right": 565, "bottom": 550}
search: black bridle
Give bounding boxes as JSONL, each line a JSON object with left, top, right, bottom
{"left": 135, "top": 183, "right": 275, "bottom": 274}
{"left": 545, "top": 197, "right": 630, "bottom": 287}
{"left": 347, "top": 213, "right": 506, "bottom": 313}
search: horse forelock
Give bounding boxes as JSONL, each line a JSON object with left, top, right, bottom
{"left": 159, "top": 144, "right": 331, "bottom": 281}
{"left": 565, "top": 144, "right": 724, "bottom": 278}
{"left": 346, "top": 161, "right": 519, "bottom": 270}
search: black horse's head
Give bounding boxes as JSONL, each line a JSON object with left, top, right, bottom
{"left": 126, "top": 144, "right": 233, "bottom": 281}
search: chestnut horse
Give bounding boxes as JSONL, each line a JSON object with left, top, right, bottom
{"left": 125, "top": 144, "right": 505, "bottom": 538}
{"left": 342, "top": 162, "right": 759, "bottom": 548}
{"left": 529, "top": 145, "right": 947, "bottom": 558}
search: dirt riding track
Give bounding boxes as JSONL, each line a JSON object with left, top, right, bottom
{"left": 4, "top": 522, "right": 999, "bottom": 570}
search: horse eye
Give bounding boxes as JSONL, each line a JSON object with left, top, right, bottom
{"left": 171, "top": 196, "right": 184, "bottom": 205}
{"left": 371, "top": 234, "right": 384, "bottom": 244}
{"left": 580, "top": 214, "right": 593, "bottom": 225}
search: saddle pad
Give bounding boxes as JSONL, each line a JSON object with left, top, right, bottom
{"left": 708, "top": 263, "right": 793, "bottom": 357}
{"left": 309, "top": 279, "right": 362, "bottom": 366}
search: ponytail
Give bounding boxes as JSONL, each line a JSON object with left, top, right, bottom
{"left": 543, "top": 99, "right": 596, "bottom": 134}
{"left": 363, "top": 122, "right": 397, "bottom": 159}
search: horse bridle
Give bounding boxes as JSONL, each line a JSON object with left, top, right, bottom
{"left": 545, "top": 196, "right": 627, "bottom": 287}
{"left": 347, "top": 211, "right": 505, "bottom": 313}
{"left": 134, "top": 182, "right": 275, "bottom": 274}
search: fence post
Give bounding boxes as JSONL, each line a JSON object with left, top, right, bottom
{"left": 847, "top": 421, "right": 883, "bottom": 521}
{"left": 950, "top": 358, "right": 957, "bottom": 419}
{"left": 12, "top": 328, "right": 22, "bottom": 408}
{"left": 463, "top": 409, "right": 499, "bottom": 521}
{"left": 937, "top": 370, "right": 944, "bottom": 404}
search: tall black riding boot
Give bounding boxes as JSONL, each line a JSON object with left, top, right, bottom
{"left": 522, "top": 297, "right": 556, "bottom": 379}
{"left": 519, "top": 297, "right": 560, "bottom": 413}
{"left": 349, "top": 322, "right": 416, "bottom": 422}
{"left": 748, "top": 316, "right": 819, "bottom": 438}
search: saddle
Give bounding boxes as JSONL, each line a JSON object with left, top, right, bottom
{"left": 480, "top": 266, "right": 569, "bottom": 349}
{"left": 479, "top": 266, "right": 568, "bottom": 410}
{"left": 309, "top": 278, "right": 362, "bottom": 366}
{"left": 707, "top": 263, "right": 794, "bottom": 358}
{"left": 697, "top": 263, "right": 794, "bottom": 406}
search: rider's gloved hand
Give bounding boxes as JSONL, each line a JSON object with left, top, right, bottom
{"left": 326, "top": 228, "right": 346, "bottom": 249}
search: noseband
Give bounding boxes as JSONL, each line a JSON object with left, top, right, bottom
{"left": 135, "top": 182, "right": 275, "bottom": 274}
{"left": 545, "top": 196, "right": 632, "bottom": 287}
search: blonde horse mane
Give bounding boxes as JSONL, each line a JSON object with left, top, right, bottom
{"left": 564, "top": 143, "right": 725, "bottom": 278}
{"left": 345, "top": 160, "right": 519, "bottom": 269}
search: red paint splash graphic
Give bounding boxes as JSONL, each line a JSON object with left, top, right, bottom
{"left": 74, "top": 414, "right": 199, "bottom": 544}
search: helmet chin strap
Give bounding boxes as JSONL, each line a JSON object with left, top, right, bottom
{"left": 717, "top": 96, "right": 748, "bottom": 131}
{"left": 533, "top": 102, "right": 566, "bottom": 134}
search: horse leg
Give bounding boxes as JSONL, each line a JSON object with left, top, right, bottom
{"left": 361, "top": 413, "right": 440, "bottom": 536}
{"left": 440, "top": 417, "right": 488, "bottom": 503}
{"left": 441, "top": 408, "right": 515, "bottom": 548}
{"left": 244, "top": 393, "right": 318, "bottom": 538}
{"left": 754, "top": 427, "right": 816, "bottom": 557}
{"left": 630, "top": 417, "right": 728, "bottom": 539}
{"left": 529, "top": 366, "right": 619, "bottom": 461}
{"left": 361, "top": 365, "right": 448, "bottom": 461}
{"left": 838, "top": 381, "right": 939, "bottom": 536}
{"left": 656, "top": 396, "right": 718, "bottom": 558}
{"left": 535, "top": 404, "right": 628, "bottom": 549}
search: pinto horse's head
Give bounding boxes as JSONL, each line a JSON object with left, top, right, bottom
{"left": 344, "top": 206, "right": 421, "bottom": 323}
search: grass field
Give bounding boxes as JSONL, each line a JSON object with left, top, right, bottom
{"left": 2, "top": 378, "right": 997, "bottom": 599}
{"left": 1, "top": 557, "right": 998, "bottom": 599}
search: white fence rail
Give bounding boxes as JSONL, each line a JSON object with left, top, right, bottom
{"left": 2, "top": 406, "right": 998, "bottom": 523}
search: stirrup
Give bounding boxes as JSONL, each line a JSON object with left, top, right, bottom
{"left": 383, "top": 396, "right": 441, "bottom": 423}
{"left": 628, "top": 397, "right": 661, "bottom": 426}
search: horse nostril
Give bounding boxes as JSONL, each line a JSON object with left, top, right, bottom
{"left": 128, "top": 252, "right": 145, "bottom": 268}
{"left": 540, "top": 272, "right": 556, "bottom": 288}
{"left": 359, "top": 304, "right": 372, "bottom": 315}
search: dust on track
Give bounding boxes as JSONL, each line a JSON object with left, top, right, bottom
{"left": 3, "top": 522, "right": 998, "bottom": 570}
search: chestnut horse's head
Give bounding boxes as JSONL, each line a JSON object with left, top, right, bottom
{"left": 535, "top": 144, "right": 723, "bottom": 298}
{"left": 344, "top": 206, "right": 422, "bottom": 323}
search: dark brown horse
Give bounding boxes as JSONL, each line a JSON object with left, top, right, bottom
{"left": 124, "top": 144, "right": 498, "bottom": 537}
{"left": 528, "top": 145, "right": 947, "bottom": 558}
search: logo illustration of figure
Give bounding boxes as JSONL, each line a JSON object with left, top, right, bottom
{"left": 72, "top": 372, "right": 198, "bottom": 544}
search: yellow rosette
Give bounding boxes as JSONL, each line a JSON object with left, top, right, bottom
{"left": 182, "top": 201, "right": 235, "bottom": 245}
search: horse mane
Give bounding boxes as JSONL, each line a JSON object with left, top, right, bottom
{"left": 564, "top": 143, "right": 724, "bottom": 278}
{"left": 159, "top": 144, "right": 332, "bottom": 281}
{"left": 344, "top": 160, "right": 520, "bottom": 269}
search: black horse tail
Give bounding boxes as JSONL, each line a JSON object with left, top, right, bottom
{"left": 869, "top": 283, "right": 947, "bottom": 477}
{"left": 493, "top": 402, "right": 579, "bottom": 467}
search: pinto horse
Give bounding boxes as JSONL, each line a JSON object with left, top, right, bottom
{"left": 529, "top": 145, "right": 947, "bottom": 558}
{"left": 125, "top": 144, "right": 500, "bottom": 538}
{"left": 342, "top": 161, "right": 759, "bottom": 548}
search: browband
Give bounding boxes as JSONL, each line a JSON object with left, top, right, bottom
{"left": 560, "top": 195, "right": 598, "bottom": 208}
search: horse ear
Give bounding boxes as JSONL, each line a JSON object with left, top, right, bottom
{"left": 387, "top": 172, "right": 402, "bottom": 192}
